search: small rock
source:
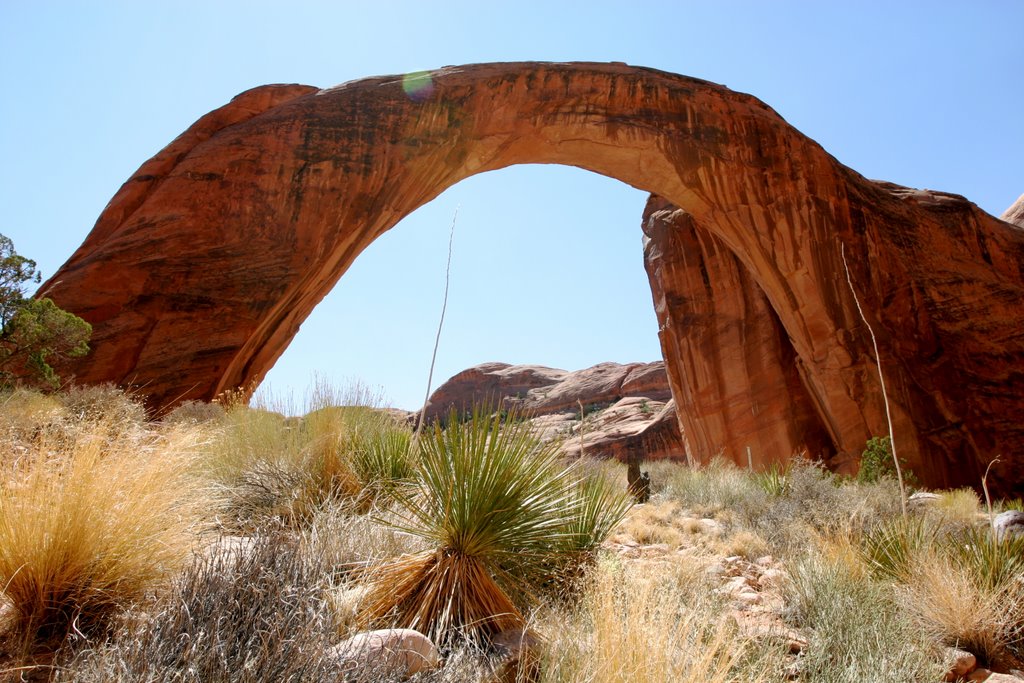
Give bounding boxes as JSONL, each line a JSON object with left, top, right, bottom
{"left": 734, "top": 590, "right": 762, "bottom": 606}
{"left": 983, "top": 673, "right": 1024, "bottom": 683}
{"left": 722, "top": 576, "right": 752, "bottom": 594}
{"left": 967, "top": 668, "right": 992, "bottom": 681}
{"left": 705, "top": 563, "right": 727, "bottom": 578}
{"left": 943, "top": 647, "right": 977, "bottom": 681}
{"left": 331, "top": 628, "right": 439, "bottom": 679}
{"left": 993, "top": 510, "right": 1024, "bottom": 541}
{"left": 908, "top": 491, "right": 941, "bottom": 510}
{"left": 754, "top": 555, "right": 775, "bottom": 567}
{"left": 757, "top": 568, "right": 787, "bottom": 590}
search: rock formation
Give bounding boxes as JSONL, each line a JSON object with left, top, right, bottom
{"left": 420, "top": 360, "right": 672, "bottom": 423}
{"left": 643, "top": 196, "right": 837, "bottom": 472}
{"left": 39, "top": 62, "right": 1024, "bottom": 493}
{"left": 421, "top": 360, "right": 684, "bottom": 462}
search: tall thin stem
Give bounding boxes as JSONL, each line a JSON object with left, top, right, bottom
{"left": 841, "top": 243, "right": 907, "bottom": 519}
{"left": 414, "top": 206, "right": 458, "bottom": 443}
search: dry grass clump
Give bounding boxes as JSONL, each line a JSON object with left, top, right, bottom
{"left": 538, "top": 557, "right": 786, "bottom": 682}
{"left": 900, "top": 553, "right": 1024, "bottom": 668}
{"left": 660, "top": 457, "right": 902, "bottom": 553}
{"left": 205, "top": 390, "right": 414, "bottom": 531}
{"left": 786, "top": 545, "right": 946, "bottom": 682}
{"left": 56, "top": 533, "right": 346, "bottom": 682}
{"left": 161, "top": 398, "right": 225, "bottom": 425}
{"left": 0, "top": 416, "right": 210, "bottom": 662}
{"left": 926, "top": 487, "right": 984, "bottom": 532}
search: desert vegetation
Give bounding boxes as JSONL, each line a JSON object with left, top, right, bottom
{"left": 0, "top": 384, "right": 1021, "bottom": 682}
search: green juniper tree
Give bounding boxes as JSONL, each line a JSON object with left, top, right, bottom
{"left": 0, "top": 234, "right": 91, "bottom": 389}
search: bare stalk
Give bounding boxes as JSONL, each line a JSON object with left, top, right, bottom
{"left": 982, "top": 456, "right": 1000, "bottom": 535}
{"left": 414, "top": 206, "right": 458, "bottom": 443}
{"left": 841, "top": 243, "right": 907, "bottom": 519}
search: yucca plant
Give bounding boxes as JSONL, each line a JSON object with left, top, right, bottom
{"left": 753, "top": 462, "right": 791, "bottom": 497}
{"left": 944, "top": 526, "right": 1024, "bottom": 591}
{"left": 861, "top": 515, "right": 937, "bottom": 581}
{"left": 358, "top": 409, "right": 630, "bottom": 645}
{"left": 351, "top": 425, "right": 416, "bottom": 500}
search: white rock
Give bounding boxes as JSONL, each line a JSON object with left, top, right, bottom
{"left": 331, "top": 628, "right": 439, "bottom": 679}
{"left": 993, "top": 510, "right": 1024, "bottom": 541}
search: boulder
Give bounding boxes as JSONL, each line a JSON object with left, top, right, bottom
{"left": 421, "top": 360, "right": 671, "bottom": 424}
{"left": 993, "top": 510, "right": 1024, "bottom": 541}
{"left": 943, "top": 647, "right": 978, "bottom": 682}
{"left": 330, "top": 628, "right": 439, "bottom": 679}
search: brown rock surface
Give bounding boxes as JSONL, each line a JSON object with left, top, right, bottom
{"left": 643, "top": 197, "right": 836, "bottom": 471}
{"left": 421, "top": 360, "right": 671, "bottom": 423}
{"left": 421, "top": 360, "right": 683, "bottom": 462}
{"left": 40, "top": 62, "right": 1024, "bottom": 493}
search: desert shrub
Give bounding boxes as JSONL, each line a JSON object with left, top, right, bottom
{"left": 899, "top": 552, "right": 1024, "bottom": 668}
{"left": 0, "top": 387, "right": 66, "bottom": 450}
{"left": 944, "top": 525, "right": 1024, "bottom": 592}
{"left": 302, "top": 504, "right": 427, "bottom": 580}
{"left": 161, "top": 399, "right": 225, "bottom": 425}
{"left": 660, "top": 457, "right": 768, "bottom": 516}
{"left": 861, "top": 516, "right": 937, "bottom": 581}
{"left": 537, "top": 557, "right": 786, "bottom": 682}
{"left": 57, "top": 384, "right": 147, "bottom": 426}
{"left": 0, "top": 421, "right": 209, "bottom": 659}
{"left": 207, "top": 388, "right": 414, "bottom": 531}
{"left": 56, "top": 533, "right": 346, "bottom": 682}
{"left": 0, "top": 234, "right": 91, "bottom": 390}
{"left": 786, "top": 550, "right": 944, "bottom": 682}
{"left": 753, "top": 462, "right": 791, "bottom": 497}
{"left": 358, "top": 409, "right": 631, "bottom": 645}
{"left": 662, "top": 458, "right": 902, "bottom": 553}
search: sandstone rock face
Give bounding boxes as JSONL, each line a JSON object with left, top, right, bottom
{"left": 421, "top": 360, "right": 671, "bottom": 423}
{"left": 40, "top": 62, "right": 1024, "bottom": 493}
{"left": 1002, "top": 193, "right": 1024, "bottom": 228}
{"left": 643, "top": 197, "right": 836, "bottom": 471}
{"left": 422, "top": 360, "right": 684, "bottom": 462}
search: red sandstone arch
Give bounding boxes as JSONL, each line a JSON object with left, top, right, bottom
{"left": 41, "top": 62, "right": 1024, "bottom": 492}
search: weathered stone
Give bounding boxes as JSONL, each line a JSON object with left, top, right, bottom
{"left": 943, "top": 647, "right": 978, "bottom": 681}
{"left": 422, "top": 360, "right": 671, "bottom": 423}
{"left": 908, "top": 491, "right": 942, "bottom": 510}
{"left": 993, "top": 510, "right": 1024, "bottom": 541}
{"left": 330, "top": 628, "right": 439, "bottom": 678}
{"left": 39, "top": 63, "right": 1024, "bottom": 493}
{"left": 984, "top": 674, "right": 1024, "bottom": 683}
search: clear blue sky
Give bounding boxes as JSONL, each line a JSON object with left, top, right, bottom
{"left": 1, "top": 1, "right": 1020, "bottom": 411}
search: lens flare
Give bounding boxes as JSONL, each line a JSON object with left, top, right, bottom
{"left": 402, "top": 71, "right": 435, "bottom": 102}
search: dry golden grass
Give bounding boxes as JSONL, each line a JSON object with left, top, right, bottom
{"left": 0, "top": 419, "right": 210, "bottom": 658}
{"left": 901, "top": 551, "right": 1024, "bottom": 667}
{"left": 538, "top": 557, "right": 785, "bottom": 682}
{"left": 931, "top": 488, "right": 984, "bottom": 529}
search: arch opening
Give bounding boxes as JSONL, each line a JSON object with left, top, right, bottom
{"left": 258, "top": 164, "right": 661, "bottom": 412}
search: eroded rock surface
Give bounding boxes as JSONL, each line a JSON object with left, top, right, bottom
{"left": 422, "top": 361, "right": 684, "bottom": 462}
{"left": 40, "top": 62, "right": 1024, "bottom": 493}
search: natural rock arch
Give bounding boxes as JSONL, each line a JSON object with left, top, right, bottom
{"left": 41, "top": 62, "right": 1024, "bottom": 492}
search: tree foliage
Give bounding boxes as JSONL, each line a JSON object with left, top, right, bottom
{"left": 0, "top": 234, "right": 91, "bottom": 389}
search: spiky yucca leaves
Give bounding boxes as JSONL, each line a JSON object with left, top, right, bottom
{"left": 359, "top": 410, "right": 630, "bottom": 645}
